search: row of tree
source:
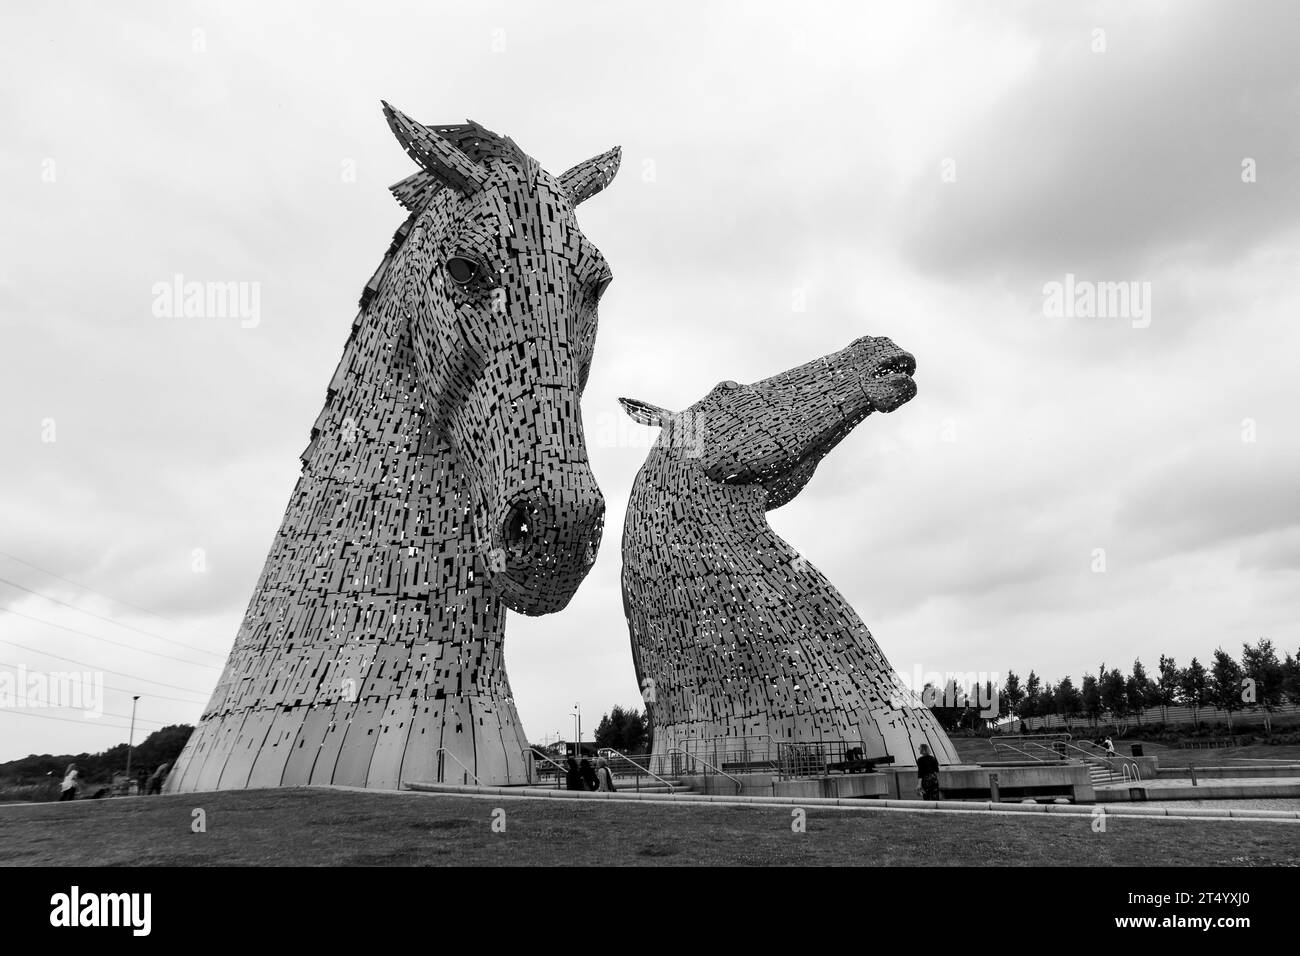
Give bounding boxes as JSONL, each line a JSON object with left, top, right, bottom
{"left": 592, "top": 705, "right": 651, "bottom": 754}
{"left": 1000, "top": 639, "right": 1300, "bottom": 733}
{"left": 0, "top": 724, "right": 194, "bottom": 785}
{"left": 528, "top": 640, "right": 1299, "bottom": 753}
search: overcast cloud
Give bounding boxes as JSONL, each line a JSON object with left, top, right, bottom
{"left": 2, "top": 0, "right": 1297, "bottom": 760}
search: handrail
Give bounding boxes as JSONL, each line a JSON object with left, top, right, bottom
{"left": 991, "top": 739, "right": 1055, "bottom": 763}
{"left": 1022, "top": 741, "right": 1066, "bottom": 760}
{"left": 1072, "top": 740, "right": 1141, "bottom": 770}
{"left": 667, "top": 748, "right": 744, "bottom": 794}
{"left": 602, "top": 748, "right": 675, "bottom": 793}
{"left": 523, "top": 748, "right": 568, "bottom": 786}
{"left": 683, "top": 734, "right": 775, "bottom": 765}
{"left": 435, "top": 748, "right": 480, "bottom": 786}
{"left": 1058, "top": 740, "right": 1142, "bottom": 782}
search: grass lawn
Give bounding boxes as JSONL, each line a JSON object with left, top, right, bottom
{"left": 0, "top": 788, "right": 1297, "bottom": 866}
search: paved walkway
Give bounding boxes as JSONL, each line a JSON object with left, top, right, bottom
{"left": 1099, "top": 776, "right": 1300, "bottom": 790}
{"left": 399, "top": 781, "right": 1300, "bottom": 822}
{"left": 1094, "top": 776, "right": 1300, "bottom": 805}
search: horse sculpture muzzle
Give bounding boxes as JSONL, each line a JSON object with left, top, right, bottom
{"left": 492, "top": 472, "right": 606, "bottom": 616}
{"left": 852, "top": 335, "right": 918, "bottom": 413}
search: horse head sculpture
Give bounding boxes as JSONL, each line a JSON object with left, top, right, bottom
{"left": 619, "top": 335, "right": 917, "bottom": 508}
{"left": 166, "top": 106, "right": 620, "bottom": 793}
{"left": 384, "top": 103, "right": 618, "bottom": 613}
{"left": 619, "top": 336, "right": 959, "bottom": 768}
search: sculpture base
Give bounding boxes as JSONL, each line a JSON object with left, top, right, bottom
{"left": 166, "top": 693, "right": 530, "bottom": 793}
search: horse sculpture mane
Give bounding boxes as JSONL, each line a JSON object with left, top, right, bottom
{"left": 620, "top": 336, "right": 960, "bottom": 769}
{"left": 167, "top": 104, "right": 620, "bottom": 792}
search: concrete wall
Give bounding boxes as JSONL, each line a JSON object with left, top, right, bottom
{"left": 686, "top": 763, "right": 1096, "bottom": 802}
{"left": 1154, "top": 764, "right": 1300, "bottom": 779}
{"left": 886, "top": 764, "right": 1093, "bottom": 802}
{"left": 683, "top": 772, "right": 889, "bottom": 799}
{"left": 1096, "top": 781, "right": 1300, "bottom": 802}
{"left": 683, "top": 773, "right": 774, "bottom": 796}
{"left": 772, "top": 775, "right": 888, "bottom": 800}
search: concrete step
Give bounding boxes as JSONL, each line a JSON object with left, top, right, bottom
{"left": 1088, "top": 765, "right": 1123, "bottom": 786}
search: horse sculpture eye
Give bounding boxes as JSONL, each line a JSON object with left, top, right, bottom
{"left": 446, "top": 257, "right": 478, "bottom": 285}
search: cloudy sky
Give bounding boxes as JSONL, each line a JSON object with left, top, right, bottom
{"left": 2, "top": 1, "right": 1297, "bottom": 761}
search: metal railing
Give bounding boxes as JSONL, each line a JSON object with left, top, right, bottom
{"left": 598, "top": 748, "right": 675, "bottom": 793}
{"left": 653, "top": 747, "right": 777, "bottom": 777}
{"left": 989, "top": 739, "right": 1044, "bottom": 761}
{"left": 435, "top": 748, "right": 480, "bottom": 786}
{"left": 666, "top": 748, "right": 744, "bottom": 793}
{"left": 1071, "top": 740, "right": 1142, "bottom": 780}
{"left": 774, "top": 740, "right": 897, "bottom": 780}
{"left": 993, "top": 736, "right": 1145, "bottom": 784}
{"left": 990, "top": 736, "right": 1072, "bottom": 763}
{"left": 594, "top": 749, "right": 665, "bottom": 791}
{"left": 682, "top": 734, "right": 777, "bottom": 769}
{"left": 522, "top": 748, "right": 568, "bottom": 787}
{"left": 1023, "top": 741, "right": 1066, "bottom": 761}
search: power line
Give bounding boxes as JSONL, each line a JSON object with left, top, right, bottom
{"left": 0, "top": 606, "right": 220, "bottom": 669}
{"left": 0, "top": 637, "right": 215, "bottom": 696}
{"left": 0, "top": 708, "right": 168, "bottom": 729}
{"left": 0, "top": 575, "right": 224, "bottom": 660}
{"left": 0, "top": 549, "right": 177, "bottom": 623}
{"left": 0, "top": 661, "right": 206, "bottom": 705}
{"left": 0, "top": 709, "right": 136, "bottom": 731}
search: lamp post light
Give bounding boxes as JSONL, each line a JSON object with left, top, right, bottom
{"left": 126, "top": 695, "right": 140, "bottom": 793}
{"left": 572, "top": 703, "right": 581, "bottom": 759}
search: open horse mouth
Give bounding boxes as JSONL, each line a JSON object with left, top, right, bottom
{"left": 870, "top": 351, "right": 916, "bottom": 380}
{"left": 861, "top": 347, "right": 918, "bottom": 413}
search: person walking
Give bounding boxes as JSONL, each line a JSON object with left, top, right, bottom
{"left": 596, "top": 756, "right": 617, "bottom": 792}
{"left": 146, "top": 762, "right": 170, "bottom": 795}
{"left": 579, "top": 758, "right": 599, "bottom": 791}
{"left": 59, "top": 763, "right": 79, "bottom": 801}
{"left": 565, "top": 757, "right": 583, "bottom": 791}
{"left": 914, "top": 745, "right": 941, "bottom": 801}
{"left": 1103, "top": 736, "right": 1116, "bottom": 755}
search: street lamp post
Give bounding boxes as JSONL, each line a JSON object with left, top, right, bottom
{"left": 126, "top": 695, "right": 140, "bottom": 793}
{"left": 572, "top": 703, "right": 581, "bottom": 759}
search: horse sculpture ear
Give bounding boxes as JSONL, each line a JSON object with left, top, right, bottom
{"left": 619, "top": 397, "right": 673, "bottom": 427}
{"left": 559, "top": 146, "right": 622, "bottom": 206}
{"left": 381, "top": 101, "right": 487, "bottom": 195}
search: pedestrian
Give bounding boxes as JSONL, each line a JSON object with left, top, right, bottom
{"left": 579, "top": 758, "right": 599, "bottom": 791}
{"left": 59, "top": 763, "right": 79, "bottom": 802}
{"left": 596, "top": 756, "right": 616, "bottom": 792}
{"left": 146, "top": 762, "right": 170, "bottom": 795}
{"left": 564, "top": 757, "right": 582, "bottom": 791}
{"left": 1103, "top": 736, "right": 1116, "bottom": 755}
{"left": 914, "top": 744, "right": 941, "bottom": 801}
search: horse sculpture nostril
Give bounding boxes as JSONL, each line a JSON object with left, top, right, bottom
{"left": 502, "top": 500, "right": 534, "bottom": 550}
